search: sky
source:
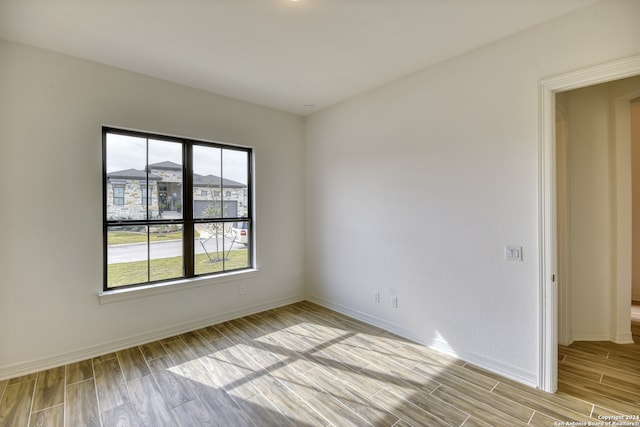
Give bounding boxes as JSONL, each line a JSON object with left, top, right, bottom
{"left": 106, "top": 133, "right": 248, "bottom": 184}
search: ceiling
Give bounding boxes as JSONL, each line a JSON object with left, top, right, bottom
{"left": 0, "top": 0, "right": 597, "bottom": 116}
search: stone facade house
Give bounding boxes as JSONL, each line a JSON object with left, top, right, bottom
{"left": 106, "top": 161, "right": 247, "bottom": 220}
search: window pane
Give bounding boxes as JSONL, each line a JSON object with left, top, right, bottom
{"left": 105, "top": 134, "right": 147, "bottom": 220}
{"left": 222, "top": 149, "right": 249, "bottom": 218}
{"left": 193, "top": 145, "right": 222, "bottom": 219}
{"left": 225, "top": 222, "right": 250, "bottom": 269}
{"left": 150, "top": 224, "right": 184, "bottom": 281}
{"left": 149, "top": 139, "right": 183, "bottom": 220}
{"left": 107, "top": 225, "right": 149, "bottom": 287}
{"left": 194, "top": 222, "right": 249, "bottom": 274}
{"left": 194, "top": 221, "right": 226, "bottom": 274}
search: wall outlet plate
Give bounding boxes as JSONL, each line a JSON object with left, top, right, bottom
{"left": 505, "top": 245, "right": 523, "bottom": 261}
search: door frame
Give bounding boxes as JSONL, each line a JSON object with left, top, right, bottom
{"left": 538, "top": 54, "right": 640, "bottom": 393}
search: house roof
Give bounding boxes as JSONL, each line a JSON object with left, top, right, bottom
{"left": 107, "top": 167, "right": 245, "bottom": 188}
{"left": 193, "top": 174, "right": 245, "bottom": 188}
{"left": 107, "top": 169, "right": 162, "bottom": 180}
{"left": 149, "top": 161, "right": 182, "bottom": 170}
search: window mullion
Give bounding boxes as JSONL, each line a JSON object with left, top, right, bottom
{"left": 183, "top": 142, "right": 194, "bottom": 278}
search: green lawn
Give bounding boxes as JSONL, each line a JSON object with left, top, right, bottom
{"left": 107, "top": 250, "right": 249, "bottom": 288}
{"left": 108, "top": 230, "right": 200, "bottom": 245}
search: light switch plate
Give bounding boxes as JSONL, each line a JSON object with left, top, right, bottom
{"left": 505, "top": 245, "right": 523, "bottom": 261}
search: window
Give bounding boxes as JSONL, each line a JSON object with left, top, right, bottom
{"left": 141, "top": 184, "right": 148, "bottom": 204}
{"left": 103, "top": 127, "right": 253, "bottom": 290}
{"left": 113, "top": 184, "right": 125, "bottom": 205}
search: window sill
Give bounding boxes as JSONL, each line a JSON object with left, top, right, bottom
{"left": 98, "top": 269, "right": 258, "bottom": 304}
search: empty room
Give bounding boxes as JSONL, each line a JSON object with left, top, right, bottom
{"left": 1, "top": 0, "right": 639, "bottom": 426}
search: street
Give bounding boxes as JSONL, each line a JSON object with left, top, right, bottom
{"left": 108, "top": 237, "right": 245, "bottom": 263}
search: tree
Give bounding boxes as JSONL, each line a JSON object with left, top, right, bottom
{"left": 199, "top": 202, "right": 235, "bottom": 262}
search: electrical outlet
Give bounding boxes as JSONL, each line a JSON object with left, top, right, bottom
{"left": 239, "top": 286, "right": 246, "bottom": 295}
{"left": 391, "top": 297, "right": 398, "bottom": 308}
{"left": 373, "top": 291, "right": 380, "bottom": 303}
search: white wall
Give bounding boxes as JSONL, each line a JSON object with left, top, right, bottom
{"left": 566, "top": 83, "right": 613, "bottom": 340}
{"left": 0, "top": 40, "right": 305, "bottom": 378}
{"left": 305, "top": 0, "right": 640, "bottom": 386}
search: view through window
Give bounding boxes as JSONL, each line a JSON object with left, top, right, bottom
{"left": 103, "top": 128, "right": 253, "bottom": 290}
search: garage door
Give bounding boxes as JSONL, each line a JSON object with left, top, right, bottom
{"left": 193, "top": 200, "right": 238, "bottom": 218}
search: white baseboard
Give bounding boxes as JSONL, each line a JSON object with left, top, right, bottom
{"left": 571, "top": 332, "right": 613, "bottom": 342}
{"left": 0, "top": 294, "right": 305, "bottom": 381}
{"left": 614, "top": 332, "right": 635, "bottom": 344}
{"left": 305, "top": 294, "right": 538, "bottom": 389}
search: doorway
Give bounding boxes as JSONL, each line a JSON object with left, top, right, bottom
{"left": 555, "top": 77, "right": 640, "bottom": 345}
{"left": 539, "top": 55, "right": 640, "bottom": 393}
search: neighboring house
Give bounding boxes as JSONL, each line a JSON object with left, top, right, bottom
{"left": 106, "top": 161, "right": 247, "bottom": 220}
{"left": 105, "top": 168, "right": 162, "bottom": 220}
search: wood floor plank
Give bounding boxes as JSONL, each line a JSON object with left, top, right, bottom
{"left": 312, "top": 360, "right": 455, "bottom": 426}
{"left": 195, "top": 324, "right": 227, "bottom": 344}
{"left": 491, "top": 381, "right": 593, "bottom": 421}
{"left": 217, "top": 343, "right": 328, "bottom": 426}
{"left": 200, "top": 346, "right": 260, "bottom": 402}
{"left": 243, "top": 320, "right": 320, "bottom": 375}
{"left": 413, "top": 359, "right": 499, "bottom": 392}
{"left": 117, "top": 347, "right": 151, "bottom": 381}
{"left": 171, "top": 399, "right": 215, "bottom": 427}
{"left": 66, "top": 379, "right": 101, "bottom": 427}
{"left": 189, "top": 384, "right": 257, "bottom": 427}
{"left": 0, "top": 379, "right": 35, "bottom": 427}
{"left": 32, "top": 366, "right": 65, "bottom": 412}
{"left": 436, "top": 379, "right": 535, "bottom": 424}
{"left": 145, "top": 356, "right": 196, "bottom": 408}
{"left": 219, "top": 320, "right": 322, "bottom": 400}
{"left": 369, "top": 388, "right": 451, "bottom": 427}
{"left": 558, "top": 370, "right": 640, "bottom": 412}
{"left": 7, "top": 373, "right": 37, "bottom": 385}
{"left": 304, "top": 390, "right": 372, "bottom": 427}
{"left": 93, "top": 352, "right": 117, "bottom": 363}
{"left": 180, "top": 331, "right": 217, "bottom": 357}
{"left": 430, "top": 384, "right": 530, "bottom": 427}
{"left": 29, "top": 405, "right": 64, "bottom": 427}
{"left": 93, "top": 357, "right": 129, "bottom": 413}
{"left": 101, "top": 403, "right": 141, "bottom": 427}
{"left": 349, "top": 346, "right": 440, "bottom": 395}
{"left": 601, "top": 372, "right": 640, "bottom": 392}
{"left": 238, "top": 392, "right": 297, "bottom": 427}
{"left": 558, "top": 359, "right": 604, "bottom": 382}
{"left": 161, "top": 336, "right": 197, "bottom": 363}
{"left": 558, "top": 379, "right": 640, "bottom": 415}
{"left": 66, "top": 359, "right": 93, "bottom": 385}
{"left": 302, "top": 366, "right": 399, "bottom": 426}
{"left": 0, "top": 380, "right": 6, "bottom": 403}
{"left": 127, "top": 374, "right": 177, "bottom": 427}
{"left": 561, "top": 347, "right": 640, "bottom": 376}
{"left": 528, "top": 411, "right": 562, "bottom": 427}
{"left": 139, "top": 341, "right": 167, "bottom": 362}
{"left": 397, "top": 384, "right": 469, "bottom": 426}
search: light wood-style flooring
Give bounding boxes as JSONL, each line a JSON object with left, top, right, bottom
{"left": 1, "top": 301, "right": 639, "bottom": 426}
